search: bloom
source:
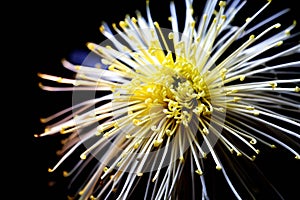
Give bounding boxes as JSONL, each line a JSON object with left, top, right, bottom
{"left": 37, "top": 0, "right": 300, "bottom": 199}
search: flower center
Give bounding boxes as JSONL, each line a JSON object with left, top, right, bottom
{"left": 125, "top": 52, "right": 212, "bottom": 127}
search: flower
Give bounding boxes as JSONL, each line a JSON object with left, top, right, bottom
{"left": 37, "top": 0, "right": 300, "bottom": 199}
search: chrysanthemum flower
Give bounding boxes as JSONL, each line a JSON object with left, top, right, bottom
{"left": 37, "top": 0, "right": 300, "bottom": 199}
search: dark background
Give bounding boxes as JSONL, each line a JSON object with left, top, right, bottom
{"left": 17, "top": 0, "right": 300, "bottom": 199}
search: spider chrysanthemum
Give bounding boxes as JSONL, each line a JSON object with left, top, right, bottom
{"left": 37, "top": 0, "right": 300, "bottom": 199}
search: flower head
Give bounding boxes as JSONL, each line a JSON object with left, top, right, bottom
{"left": 37, "top": 0, "right": 300, "bottom": 199}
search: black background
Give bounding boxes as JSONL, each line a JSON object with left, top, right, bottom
{"left": 16, "top": 0, "right": 300, "bottom": 199}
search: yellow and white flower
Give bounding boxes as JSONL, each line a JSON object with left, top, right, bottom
{"left": 37, "top": 0, "right": 300, "bottom": 199}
